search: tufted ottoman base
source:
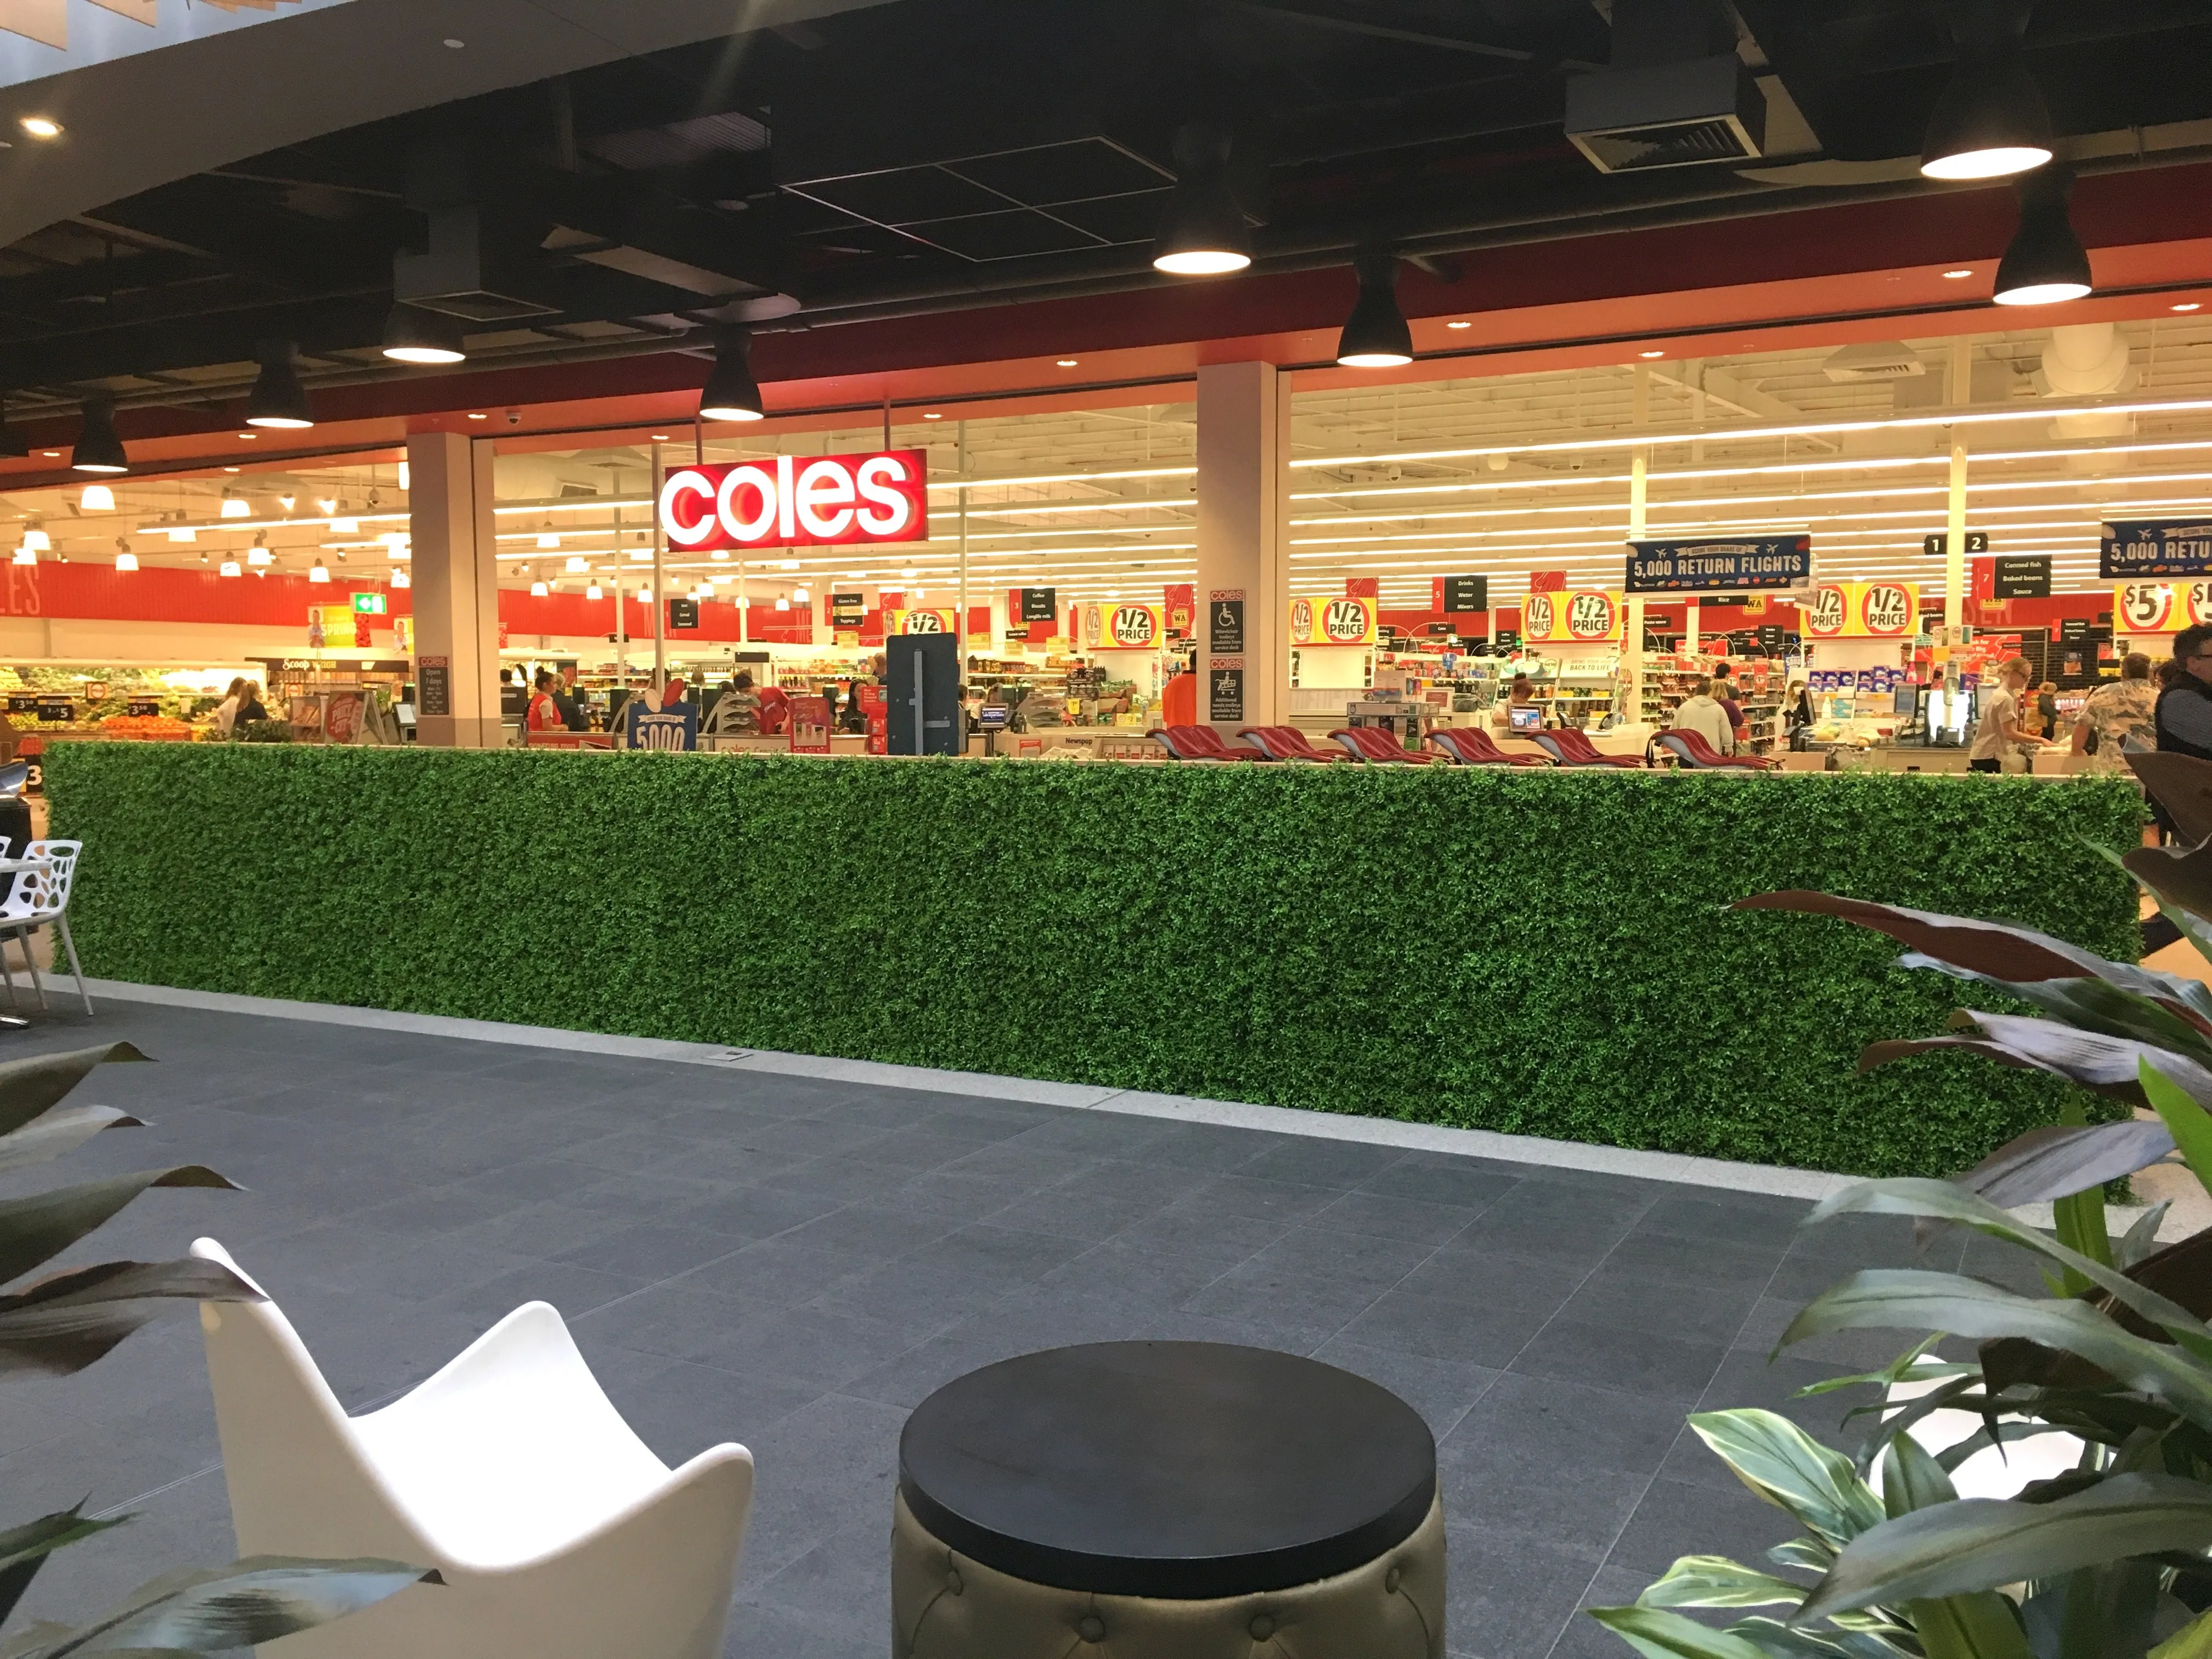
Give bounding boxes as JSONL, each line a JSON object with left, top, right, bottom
{"left": 891, "top": 1487, "right": 1446, "bottom": 1659}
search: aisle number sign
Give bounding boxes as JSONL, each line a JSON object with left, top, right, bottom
{"left": 1289, "top": 595, "right": 1378, "bottom": 647}
{"left": 885, "top": 607, "right": 957, "bottom": 636}
{"left": 2114, "top": 582, "right": 2212, "bottom": 633}
{"left": 1801, "top": 582, "right": 1915, "bottom": 639}
{"left": 1520, "top": 589, "right": 1623, "bottom": 645}
{"left": 1084, "top": 602, "right": 1165, "bottom": 650}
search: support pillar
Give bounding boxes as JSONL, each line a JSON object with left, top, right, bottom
{"left": 1195, "top": 362, "right": 1290, "bottom": 736}
{"left": 407, "top": 431, "right": 500, "bottom": 748}
{"left": 1624, "top": 364, "right": 1651, "bottom": 721}
{"left": 1944, "top": 336, "right": 1973, "bottom": 643}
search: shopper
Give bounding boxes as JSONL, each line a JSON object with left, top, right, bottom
{"left": 498, "top": 667, "right": 528, "bottom": 722}
{"left": 839, "top": 683, "right": 869, "bottom": 733}
{"left": 556, "top": 665, "right": 586, "bottom": 732}
{"left": 2157, "top": 625, "right": 2212, "bottom": 761}
{"left": 2072, "top": 653, "right": 2157, "bottom": 773}
{"left": 703, "top": 671, "right": 761, "bottom": 739}
{"left": 234, "top": 680, "right": 269, "bottom": 726}
{"left": 2035, "top": 681, "right": 2061, "bottom": 741}
{"left": 1783, "top": 679, "right": 1815, "bottom": 735}
{"left": 1671, "top": 676, "right": 1735, "bottom": 756}
{"left": 1711, "top": 662, "right": 1747, "bottom": 746}
{"left": 212, "top": 676, "right": 247, "bottom": 737}
{"left": 1967, "top": 656, "right": 2047, "bottom": 774}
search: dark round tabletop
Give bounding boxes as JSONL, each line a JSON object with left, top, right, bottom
{"left": 899, "top": 1340, "right": 1437, "bottom": 1599}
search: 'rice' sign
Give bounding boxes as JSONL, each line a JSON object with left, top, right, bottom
{"left": 658, "top": 450, "right": 929, "bottom": 551}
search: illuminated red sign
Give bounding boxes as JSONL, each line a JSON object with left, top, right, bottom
{"left": 657, "top": 449, "right": 929, "bottom": 551}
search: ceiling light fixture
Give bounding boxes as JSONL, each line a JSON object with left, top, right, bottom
{"left": 1943, "top": 269, "right": 1975, "bottom": 279}
{"left": 1639, "top": 349, "right": 1666, "bottom": 359}
{"left": 1994, "top": 165, "right": 2092, "bottom": 306}
{"left": 80, "top": 483, "right": 114, "bottom": 512}
{"left": 566, "top": 554, "right": 588, "bottom": 573}
{"left": 220, "top": 495, "right": 250, "bottom": 519}
{"left": 1057, "top": 359, "right": 1079, "bottom": 368}
{"left": 113, "top": 541, "right": 136, "bottom": 573}
{"left": 538, "top": 531, "right": 560, "bottom": 549}
{"left": 9, "top": 545, "right": 30, "bottom": 567}
{"left": 316, "top": 498, "right": 338, "bottom": 515}
{"left": 698, "top": 329, "right": 766, "bottom": 422}
{"left": 922, "top": 413, "right": 942, "bottom": 420}
{"left": 1446, "top": 321, "right": 1472, "bottom": 330}
{"left": 308, "top": 558, "right": 330, "bottom": 584}
{"left": 1152, "top": 122, "right": 1252, "bottom": 276}
{"left": 69, "top": 394, "right": 127, "bottom": 475}
{"left": 636, "top": 586, "right": 652, "bottom": 603}
{"left": 1336, "top": 255, "right": 1414, "bottom": 369}
{"left": 380, "top": 306, "right": 467, "bottom": 365}
{"left": 1919, "top": 20, "right": 2054, "bottom": 182}
{"left": 18, "top": 116, "right": 59, "bottom": 140}
{"left": 244, "top": 340, "right": 314, "bottom": 429}
{"left": 330, "top": 517, "right": 359, "bottom": 534}
{"left": 2176, "top": 303, "right": 2203, "bottom": 313}
{"left": 392, "top": 568, "right": 411, "bottom": 589}
{"left": 529, "top": 580, "right": 549, "bottom": 597}
{"left": 585, "top": 582, "right": 603, "bottom": 600}
{"left": 168, "top": 527, "right": 195, "bottom": 544}
{"left": 219, "top": 558, "right": 243, "bottom": 578}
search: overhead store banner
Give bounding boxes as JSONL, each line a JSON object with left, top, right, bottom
{"left": 1084, "top": 602, "right": 1165, "bottom": 650}
{"left": 658, "top": 449, "right": 929, "bottom": 552}
{"left": 2113, "top": 581, "right": 2212, "bottom": 634}
{"left": 1521, "top": 589, "right": 1624, "bottom": 645}
{"left": 1289, "top": 595, "right": 1378, "bottom": 647}
{"left": 1626, "top": 536, "right": 1813, "bottom": 594}
{"left": 1801, "top": 581, "right": 1914, "bottom": 639}
{"left": 1440, "top": 574, "right": 1488, "bottom": 613}
{"left": 2102, "top": 521, "right": 2212, "bottom": 580}
{"left": 885, "top": 607, "right": 956, "bottom": 635}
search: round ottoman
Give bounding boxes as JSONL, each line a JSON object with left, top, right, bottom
{"left": 892, "top": 1341, "right": 1443, "bottom": 1659}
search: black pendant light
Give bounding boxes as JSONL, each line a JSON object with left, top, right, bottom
{"left": 1920, "top": 53, "right": 2052, "bottom": 180}
{"left": 699, "top": 329, "right": 765, "bottom": 422}
{"left": 1152, "top": 124, "right": 1251, "bottom": 278}
{"left": 381, "top": 306, "right": 467, "bottom": 365}
{"left": 69, "top": 393, "right": 128, "bottom": 475}
{"left": 1994, "top": 165, "right": 2091, "bottom": 306}
{"left": 245, "top": 340, "right": 315, "bottom": 429}
{"left": 1336, "top": 255, "right": 1413, "bottom": 368}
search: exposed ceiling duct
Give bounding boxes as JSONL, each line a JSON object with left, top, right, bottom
{"left": 1565, "top": 0, "right": 1765, "bottom": 172}
{"left": 2039, "top": 321, "right": 2136, "bottom": 443}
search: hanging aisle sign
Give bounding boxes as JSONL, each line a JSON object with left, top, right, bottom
{"left": 1521, "top": 589, "right": 1624, "bottom": 644}
{"left": 2102, "top": 521, "right": 2212, "bottom": 579}
{"left": 658, "top": 449, "right": 929, "bottom": 552}
{"left": 1626, "top": 536, "right": 1813, "bottom": 594}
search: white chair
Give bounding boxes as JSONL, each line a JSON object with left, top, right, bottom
{"left": 1880, "top": 1376, "right": 2085, "bottom": 1499}
{"left": 1, "top": 839, "right": 89, "bottom": 1016}
{"left": 188, "top": 1239, "right": 755, "bottom": 1659}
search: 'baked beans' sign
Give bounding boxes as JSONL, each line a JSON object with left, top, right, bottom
{"left": 658, "top": 449, "right": 929, "bottom": 551}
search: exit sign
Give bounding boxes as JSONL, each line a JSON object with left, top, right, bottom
{"left": 352, "top": 592, "right": 387, "bottom": 614}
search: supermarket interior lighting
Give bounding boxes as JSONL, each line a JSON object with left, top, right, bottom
{"left": 308, "top": 558, "right": 329, "bottom": 583}
{"left": 112, "top": 543, "right": 136, "bottom": 573}
{"left": 1335, "top": 256, "right": 1414, "bottom": 369}
{"left": 219, "top": 559, "right": 242, "bottom": 578}
{"left": 566, "top": 555, "right": 588, "bottom": 573}
{"left": 70, "top": 396, "right": 128, "bottom": 475}
{"left": 1918, "top": 37, "right": 2053, "bottom": 182}
{"left": 529, "top": 580, "right": 548, "bottom": 596}
{"left": 1993, "top": 166, "right": 2092, "bottom": 306}
{"left": 1151, "top": 124, "right": 1251, "bottom": 276}
{"left": 381, "top": 307, "right": 467, "bottom": 365}
{"left": 79, "top": 483, "right": 113, "bottom": 512}
{"left": 18, "top": 116, "right": 60, "bottom": 140}
{"left": 391, "top": 568, "right": 410, "bottom": 589}
{"left": 585, "top": 582, "right": 602, "bottom": 600}
{"left": 699, "top": 329, "right": 765, "bottom": 422}
{"left": 244, "top": 342, "right": 314, "bottom": 430}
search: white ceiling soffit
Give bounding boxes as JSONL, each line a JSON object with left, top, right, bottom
{"left": 0, "top": 0, "right": 898, "bottom": 245}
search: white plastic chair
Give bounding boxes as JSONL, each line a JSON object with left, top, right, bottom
{"left": 0, "top": 839, "right": 89, "bottom": 1016}
{"left": 188, "top": 1239, "right": 755, "bottom": 1659}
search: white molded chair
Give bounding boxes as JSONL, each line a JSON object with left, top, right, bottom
{"left": 189, "top": 1239, "right": 755, "bottom": 1659}
{"left": 1, "top": 839, "right": 90, "bottom": 1016}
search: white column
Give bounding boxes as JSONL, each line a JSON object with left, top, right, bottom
{"left": 407, "top": 431, "right": 499, "bottom": 748}
{"left": 651, "top": 440, "right": 667, "bottom": 691}
{"left": 1945, "top": 336, "right": 1973, "bottom": 643}
{"left": 957, "top": 421, "right": 971, "bottom": 664}
{"left": 1626, "top": 364, "right": 1650, "bottom": 719}
{"left": 1196, "top": 362, "right": 1291, "bottom": 735}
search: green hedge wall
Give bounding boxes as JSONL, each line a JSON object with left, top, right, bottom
{"left": 48, "top": 744, "right": 2144, "bottom": 1177}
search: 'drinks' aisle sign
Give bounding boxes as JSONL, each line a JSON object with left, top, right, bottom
{"left": 1626, "top": 536, "right": 1813, "bottom": 593}
{"left": 2102, "top": 521, "right": 2212, "bottom": 579}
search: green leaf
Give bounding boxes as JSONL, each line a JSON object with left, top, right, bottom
{"left": 0, "top": 1046, "right": 148, "bottom": 1140}
{"left": 0, "top": 1107, "right": 144, "bottom": 1176}
{"left": 1768, "top": 1539, "right": 1836, "bottom": 1574}
{"left": 2140, "top": 1058, "right": 2212, "bottom": 1201}
{"left": 2120, "top": 1202, "right": 2172, "bottom": 1271}
{"left": 1688, "top": 1410, "right": 1887, "bottom": 1548}
{"left": 0, "top": 1259, "right": 261, "bottom": 1378}
{"left": 0, "top": 1508, "right": 130, "bottom": 1628}
{"left": 1942, "top": 1116, "right": 2181, "bottom": 1206}
{"left": 0, "top": 1169, "right": 239, "bottom": 1290}
{"left": 1908, "top": 1592, "right": 2035, "bottom": 1659}
{"left": 1592, "top": 1605, "right": 1774, "bottom": 1659}
{"left": 1795, "top": 1473, "right": 2212, "bottom": 1624}
{"left": 1784, "top": 1271, "right": 2212, "bottom": 1434}
{"left": 1638, "top": 1556, "right": 1811, "bottom": 1611}
{"left": 1881, "top": 1432, "right": 1959, "bottom": 1518}
{"left": 7, "top": 1556, "right": 436, "bottom": 1658}
{"left": 1803, "top": 1182, "right": 2212, "bottom": 1358}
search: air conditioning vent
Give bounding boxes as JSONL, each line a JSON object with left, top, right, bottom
{"left": 1823, "top": 342, "right": 1927, "bottom": 382}
{"left": 1566, "top": 55, "right": 1766, "bottom": 173}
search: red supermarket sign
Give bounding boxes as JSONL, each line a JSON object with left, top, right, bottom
{"left": 658, "top": 449, "right": 929, "bottom": 551}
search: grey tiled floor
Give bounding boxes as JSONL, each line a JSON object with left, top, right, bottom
{"left": 0, "top": 1001, "right": 2010, "bottom": 1659}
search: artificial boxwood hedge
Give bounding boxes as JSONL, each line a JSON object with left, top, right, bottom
{"left": 48, "top": 744, "right": 2144, "bottom": 1176}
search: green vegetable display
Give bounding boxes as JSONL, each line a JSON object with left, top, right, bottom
{"left": 46, "top": 745, "right": 2145, "bottom": 1176}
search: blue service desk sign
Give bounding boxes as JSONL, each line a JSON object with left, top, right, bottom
{"left": 622, "top": 688, "right": 697, "bottom": 751}
{"left": 1626, "top": 536, "right": 1813, "bottom": 593}
{"left": 2102, "top": 521, "right": 2212, "bottom": 579}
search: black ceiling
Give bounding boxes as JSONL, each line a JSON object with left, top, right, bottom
{"left": 5, "top": 0, "right": 2210, "bottom": 411}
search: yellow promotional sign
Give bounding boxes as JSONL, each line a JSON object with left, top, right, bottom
{"left": 2114, "top": 581, "right": 2212, "bottom": 634}
{"left": 1082, "top": 602, "right": 1165, "bottom": 650}
{"left": 885, "top": 608, "right": 956, "bottom": 636}
{"left": 1289, "top": 595, "right": 1379, "bottom": 647}
{"left": 1520, "top": 589, "right": 1623, "bottom": 645}
{"left": 1801, "top": 582, "right": 1915, "bottom": 639}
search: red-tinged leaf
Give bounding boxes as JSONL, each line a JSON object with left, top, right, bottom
{"left": 1733, "top": 893, "right": 2118, "bottom": 984}
{"left": 1948, "top": 1119, "right": 2180, "bottom": 1207}
{"left": 2128, "top": 753, "right": 2212, "bottom": 846}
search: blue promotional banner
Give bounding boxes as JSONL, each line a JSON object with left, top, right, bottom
{"left": 1626, "top": 535, "right": 1813, "bottom": 594}
{"left": 2101, "top": 521, "right": 2212, "bottom": 579}
{"left": 622, "top": 697, "right": 697, "bottom": 752}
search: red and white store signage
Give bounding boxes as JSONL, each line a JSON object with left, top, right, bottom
{"left": 658, "top": 449, "right": 929, "bottom": 551}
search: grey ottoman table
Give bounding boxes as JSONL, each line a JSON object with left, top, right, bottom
{"left": 892, "top": 1341, "right": 1443, "bottom": 1658}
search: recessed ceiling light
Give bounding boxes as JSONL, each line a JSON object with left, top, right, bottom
{"left": 223, "top": 466, "right": 240, "bottom": 473}
{"left": 1943, "top": 269, "right": 1975, "bottom": 279}
{"left": 18, "top": 117, "right": 60, "bottom": 140}
{"left": 237, "top": 432, "right": 257, "bottom": 440}
{"left": 443, "top": 37, "right": 465, "bottom": 48}
{"left": 1057, "top": 359, "right": 1079, "bottom": 368}
{"left": 1446, "top": 321, "right": 1472, "bottom": 330}
{"left": 923, "top": 412, "right": 943, "bottom": 420}
{"left": 38, "top": 451, "right": 55, "bottom": 459}
{"left": 652, "top": 435, "right": 670, "bottom": 442}
{"left": 467, "top": 412, "right": 487, "bottom": 420}
{"left": 2175, "top": 303, "right": 2203, "bottom": 313}
{"left": 1639, "top": 349, "right": 1665, "bottom": 359}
